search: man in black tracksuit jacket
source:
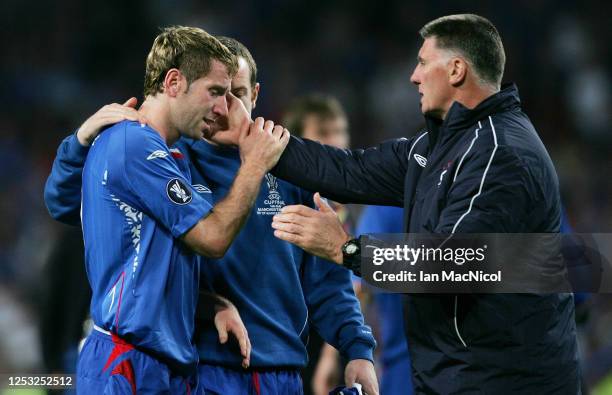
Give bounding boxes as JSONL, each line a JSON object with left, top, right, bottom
{"left": 270, "top": 14, "right": 579, "bottom": 394}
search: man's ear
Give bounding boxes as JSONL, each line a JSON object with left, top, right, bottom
{"left": 251, "top": 82, "right": 260, "bottom": 110}
{"left": 163, "top": 68, "right": 185, "bottom": 97}
{"left": 449, "top": 57, "right": 468, "bottom": 86}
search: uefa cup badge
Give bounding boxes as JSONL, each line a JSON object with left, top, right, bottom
{"left": 265, "top": 173, "right": 280, "bottom": 200}
{"left": 258, "top": 173, "right": 285, "bottom": 215}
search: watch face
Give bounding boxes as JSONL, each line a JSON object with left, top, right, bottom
{"left": 346, "top": 243, "right": 358, "bottom": 255}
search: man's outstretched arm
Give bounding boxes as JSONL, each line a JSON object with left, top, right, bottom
{"left": 271, "top": 135, "right": 413, "bottom": 206}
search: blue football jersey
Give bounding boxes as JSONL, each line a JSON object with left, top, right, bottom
{"left": 81, "top": 121, "right": 212, "bottom": 374}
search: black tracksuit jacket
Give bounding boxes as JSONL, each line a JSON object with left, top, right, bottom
{"left": 272, "top": 84, "right": 579, "bottom": 394}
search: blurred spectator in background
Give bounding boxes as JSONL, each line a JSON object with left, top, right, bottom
{"left": 283, "top": 94, "right": 350, "bottom": 153}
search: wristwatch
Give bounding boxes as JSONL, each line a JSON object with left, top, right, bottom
{"left": 341, "top": 237, "right": 362, "bottom": 276}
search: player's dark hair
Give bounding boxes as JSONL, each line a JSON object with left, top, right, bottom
{"left": 216, "top": 36, "right": 258, "bottom": 88}
{"left": 282, "top": 94, "right": 347, "bottom": 137}
{"left": 420, "top": 14, "right": 505, "bottom": 89}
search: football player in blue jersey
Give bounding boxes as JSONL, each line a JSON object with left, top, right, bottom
{"left": 49, "top": 26, "right": 289, "bottom": 395}
{"left": 45, "top": 36, "right": 378, "bottom": 395}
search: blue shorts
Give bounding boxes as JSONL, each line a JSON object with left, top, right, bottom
{"left": 77, "top": 328, "right": 198, "bottom": 395}
{"left": 198, "top": 364, "right": 302, "bottom": 395}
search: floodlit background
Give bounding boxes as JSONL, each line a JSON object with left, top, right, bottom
{"left": 0, "top": 0, "right": 610, "bottom": 393}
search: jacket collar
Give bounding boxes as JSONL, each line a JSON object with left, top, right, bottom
{"left": 424, "top": 83, "right": 521, "bottom": 144}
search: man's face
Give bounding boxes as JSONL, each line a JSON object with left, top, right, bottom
{"left": 172, "top": 59, "right": 231, "bottom": 140}
{"left": 301, "top": 114, "right": 349, "bottom": 149}
{"left": 410, "top": 37, "right": 455, "bottom": 119}
{"left": 208, "top": 56, "right": 260, "bottom": 146}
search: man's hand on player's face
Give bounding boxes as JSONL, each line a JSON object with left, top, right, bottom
{"left": 206, "top": 92, "right": 249, "bottom": 146}
{"left": 214, "top": 302, "right": 252, "bottom": 369}
{"left": 238, "top": 117, "right": 290, "bottom": 175}
{"left": 76, "top": 97, "right": 146, "bottom": 146}
{"left": 272, "top": 193, "right": 350, "bottom": 264}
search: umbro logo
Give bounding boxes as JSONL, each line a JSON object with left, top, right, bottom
{"left": 147, "top": 150, "right": 169, "bottom": 160}
{"left": 192, "top": 184, "right": 212, "bottom": 194}
{"left": 413, "top": 154, "right": 427, "bottom": 168}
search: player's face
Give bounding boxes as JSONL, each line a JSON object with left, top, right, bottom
{"left": 208, "top": 56, "right": 260, "bottom": 146}
{"left": 301, "top": 115, "right": 349, "bottom": 149}
{"left": 174, "top": 60, "right": 232, "bottom": 140}
{"left": 230, "top": 57, "right": 259, "bottom": 115}
{"left": 410, "top": 37, "right": 455, "bottom": 119}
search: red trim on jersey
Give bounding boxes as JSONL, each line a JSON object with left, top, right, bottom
{"left": 170, "top": 150, "right": 184, "bottom": 159}
{"left": 101, "top": 271, "right": 133, "bottom": 374}
{"left": 114, "top": 271, "right": 126, "bottom": 329}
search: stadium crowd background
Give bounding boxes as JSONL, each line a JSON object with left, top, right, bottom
{"left": 0, "top": 0, "right": 610, "bottom": 393}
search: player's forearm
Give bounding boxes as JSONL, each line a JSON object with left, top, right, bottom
{"left": 194, "top": 163, "right": 265, "bottom": 258}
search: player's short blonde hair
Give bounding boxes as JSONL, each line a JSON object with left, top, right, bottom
{"left": 143, "top": 26, "right": 238, "bottom": 97}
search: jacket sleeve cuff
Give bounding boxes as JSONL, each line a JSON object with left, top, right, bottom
{"left": 66, "top": 131, "right": 90, "bottom": 160}
{"left": 343, "top": 340, "right": 375, "bottom": 362}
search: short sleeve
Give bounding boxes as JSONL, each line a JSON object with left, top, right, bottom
{"left": 120, "top": 126, "right": 213, "bottom": 238}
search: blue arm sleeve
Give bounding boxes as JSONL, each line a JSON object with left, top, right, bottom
{"left": 44, "top": 133, "right": 88, "bottom": 225}
{"left": 119, "top": 128, "right": 213, "bottom": 238}
{"left": 303, "top": 257, "right": 376, "bottom": 361}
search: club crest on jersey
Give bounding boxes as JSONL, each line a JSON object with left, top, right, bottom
{"left": 257, "top": 174, "right": 285, "bottom": 215}
{"left": 413, "top": 154, "right": 427, "bottom": 167}
{"left": 166, "top": 178, "right": 192, "bottom": 205}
